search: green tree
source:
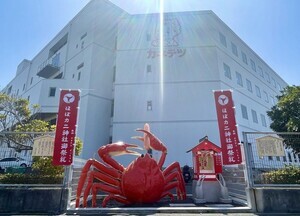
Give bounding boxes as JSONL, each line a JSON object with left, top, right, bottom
{"left": 0, "top": 93, "right": 50, "bottom": 151}
{"left": 0, "top": 93, "right": 83, "bottom": 154}
{"left": 267, "top": 85, "right": 300, "bottom": 152}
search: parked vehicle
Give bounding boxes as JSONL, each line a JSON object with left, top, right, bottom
{"left": 0, "top": 157, "right": 31, "bottom": 170}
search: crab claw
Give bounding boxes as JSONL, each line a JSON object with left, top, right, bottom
{"left": 99, "top": 142, "right": 143, "bottom": 157}
{"left": 134, "top": 123, "right": 151, "bottom": 151}
{"left": 136, "top": 128, "right": 167, "bottom": 153}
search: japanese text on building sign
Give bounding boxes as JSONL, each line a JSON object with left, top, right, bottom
{"left": 147, "top": 17, "right": 186, "bottom": 59}
{"left": 214, "top": 90, "right": 242, "bottom": 165}
{"left": 52, "top": 90, "right": 80, "bottom": 166}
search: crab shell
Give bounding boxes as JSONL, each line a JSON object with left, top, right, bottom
{"left": 122, "top": 153, "right": 165, "bottom": 203}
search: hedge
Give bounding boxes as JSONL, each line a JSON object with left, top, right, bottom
{"left": 262, "top": 166, "right": 300, "bottom": 184}
{"left": 0, "top": 173, "right": 63, "bottom": 184}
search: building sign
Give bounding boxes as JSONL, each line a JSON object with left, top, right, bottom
{"left": 52, "top": 90, "right": 80, "bottom": 166}
{"left": 32, "top": 135, "right": 54, "bottom": 156}
{"left": 147, "top": 17, "right": 186, "bottom": 58}
{"left": 214, "top": 90, "right": 242, "bottom": 165}
{"left": 256, "top": 135, "right": 285, "bottom": 157}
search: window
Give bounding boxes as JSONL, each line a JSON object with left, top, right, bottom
{"left": 30, "top": 77, "right": 33, "bottom": 85}
{"left": 147, "top": 101, "right": 152, "bottom": 111}
{"left": 113, "top": 66, "right": 116, "bottom": 82}
{"left": 241, "top": 104, "right": 248, "bottom": 119}
{"left": 27, "top": 95, "right": 30, "bottom": 101}
{"left": 80, "top": 32, "right": 87, "bottom": 40}
{"left": 147, "top": 65, "right": 152, "bottom": 73}
{"left": 23, "top": 84, "right": 26, "bottom": 91}
{"left": 231, "top": 42, "right": 238, "bottom": 57}
{"left": 268, "top": 156, "right": 273, "bottom": 161}
{"left": 277, "top": 83, "right": 282, "bottom": 91}
{"left": 111, "top": 100, "right": 114, "bottom": 117}
{"left": 241, "top": 51, "right": 248, "bottom": 64}
{"left": 48, "top": 33, "right": 68, "bottom": 58}
{"left": 16, "top": 89, "right": 19, "bottom": 96}
{"left": 223, "top": 63, "right": 231, "bottom": 79}
{"left": 114, "top": 36, "right": 118, "bottom": 50}
{"left": 49, "top": 87, "right": 56, "bottom": 97}
{"left": 78, "top": 72, "right": 81, "bottom": 81}
{"left": 246, "top": 79, "right": 252, "bottom": 92}
{"left": 255, "top": 85, "right": 261, "bottom": 98}
{"left": 81, "top": 41, "right": 84, "bottom": 49}
{"left": 271, "top": 77, "right": 277, "bottom": 88}
{"left": 265, "top": 72, "right": 270, "bottom": 83}
{"left": 250, "top": 59, "right": 256, "bottom": 72}
{"left": 270, "top": 96, "right": 275, "bottom": 105}
{"left": 263, "top": 91, "right": 269, "bottom": 103}
{"left": 236, "top": 71, "right": 243, "bottom": 86}
{"left": 7, "top": 86, "right": 12, "bottom": 94}
{"left": 146, "top": 33, "right": 151, "bottom": 41}
{"left": 54, "top": 72, "right": 63, "bottom": 79}
{"left": 77, "top": 62, "right": 84, "bottom": 70}
{"left": 260, "top": 114, "right": 267, "bottom": 127}
{"left": 219, "top": 32, "right": 227, "bottom": 47}
{"left": 251, "top": 109, "right": 258, "bottom": 123}
{"left": 258, "top": 66, "right": 264, "bottom": 78}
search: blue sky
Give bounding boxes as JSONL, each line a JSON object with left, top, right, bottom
{"left": 1, "top": 0, "right": 299, "bottom": 89}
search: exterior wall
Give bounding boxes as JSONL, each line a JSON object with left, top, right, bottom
{"left": 1, "top": 0, "right": 127, "bottom": 160}
{"left": 113, "top": 11, "right": 288, "bottom": 166}
{"left": 1, "top": 2, "right": 288, "bottom": 166}
{"left": 114, "top": 12, "right": 223, "bottom": 166}
{"left": 214, "top": 14, "right": 287, "bottom": 139}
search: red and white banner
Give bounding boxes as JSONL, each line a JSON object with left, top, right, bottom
{"left": 52, "top": 90, "right": 80, "bottom": 166}
{"left": 214, "top": 90, "right": 242, "bottom": 165}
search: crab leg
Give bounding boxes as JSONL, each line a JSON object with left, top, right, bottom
{"left": 102, "top": 194, "right": 132, "bottom": 207}
{"left": 163, "top": 174, "right": 185, "bottom": 200}
{"left": 83, "top": 170, "right": 122, "bottom": 207}
{"left": 160, "top": 192, "right": 174, "bottom": 201}
{"left": 75, "top": 159, "right": 121, "bottom": 207}
{"left": 91, "top": 182, "right": 124, "bottom": 207}
{"left": 76, "top": 143, "right": 142, "bottom": 208}
{"left": 163, "top": 162, "right": 187, "bottom": 200}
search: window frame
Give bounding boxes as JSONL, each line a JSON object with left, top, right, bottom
{"left": 49, "top": 87, "right": 56, "bottom": 97}
{"left": 231, "top": 42, "right": 238, "bottom": 57}
{"left": 241, "top": 51, "right": 248, "bottom": 64}
{"left": 250, "top": 59, "right": 256, "bottom": 72}
{"left": 241, "top": 104, "right": 248, "bottom": 120}
{"left": 246, "top": 79, "right": 253, "bottom": 92}
{"left": 251, "top": 109, "right": 258, "bottom": 123}
{"left": 223, "top": 63, "right": 232, "bottom": 79}
{"left": 219, "top": 32, "right": 227, "bottom": 47}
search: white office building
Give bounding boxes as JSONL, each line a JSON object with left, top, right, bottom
{"left": 2, "top": 0, "right": 288, "bottom": 166}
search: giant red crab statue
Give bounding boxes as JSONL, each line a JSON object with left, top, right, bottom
{"left": 75, "top": 123, "right": 186, "bottom": 207}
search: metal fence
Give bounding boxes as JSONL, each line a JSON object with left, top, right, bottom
{"left": 243, "top": 132, "right": 300, "bottom": 187}
{"left": 0, "top": 131, "right": 65, "bottom": 185}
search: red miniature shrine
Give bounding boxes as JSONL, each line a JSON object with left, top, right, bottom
{"left": 187, "top": 136, "right": 222, "bottom": 181}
